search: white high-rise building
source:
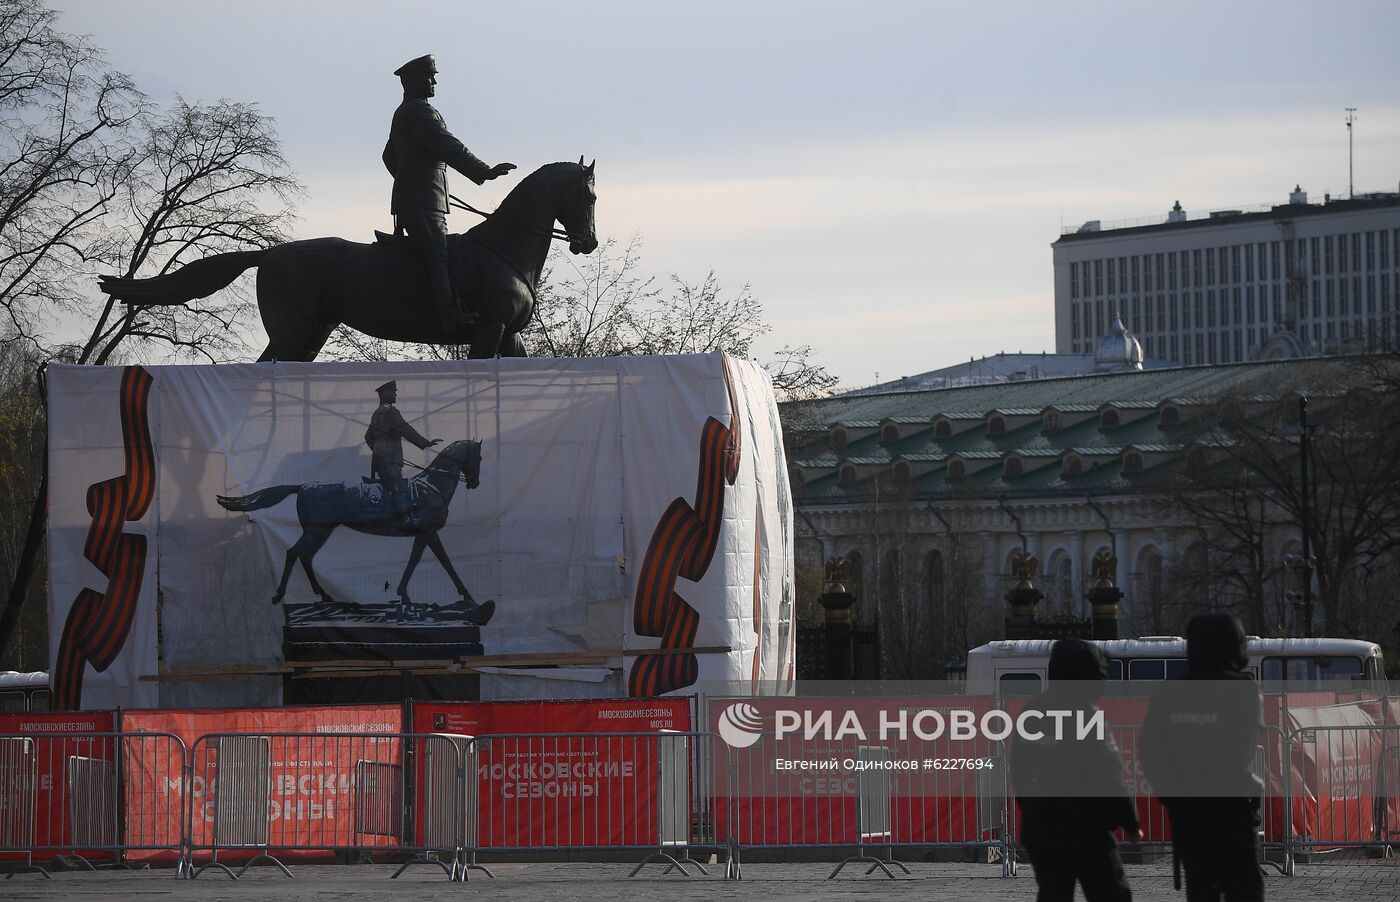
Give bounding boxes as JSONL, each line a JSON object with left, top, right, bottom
{"left": 1052, "top": 187, "right": 1400, "bottom": 365}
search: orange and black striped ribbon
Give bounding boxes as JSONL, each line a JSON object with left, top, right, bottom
{"left": 53, "top": 366, "right": 155, "bottom": 710}
{"left": 628, "top": 361, "right": 742, "bottom": 698}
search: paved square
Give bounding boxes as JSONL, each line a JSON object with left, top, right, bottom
{"left": 3, "top": 861, "right": 1397, "bottom": 901}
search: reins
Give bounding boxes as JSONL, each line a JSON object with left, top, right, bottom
{"left": 404, "top": 457, "right": 476, "bottom": 484}
{"left": 447, "top": 194, "right": 571, "bottom": 243}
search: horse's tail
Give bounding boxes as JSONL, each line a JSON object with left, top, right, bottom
{"left": 99, "top": 249, "right": 269, "bottom": 307}
{"left": 216, "top": 484, "right": 299, "bottom": 512}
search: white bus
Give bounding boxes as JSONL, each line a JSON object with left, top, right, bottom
{"left": 966, "top": 637, "right": 1385, "bottom": 696}
{"left": 0, "top": 671, "right": 50, "bottom": 712}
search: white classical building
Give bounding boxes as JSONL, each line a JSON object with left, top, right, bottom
{"left": 1053, "top": 186, "right": 1400, "bottom": 366}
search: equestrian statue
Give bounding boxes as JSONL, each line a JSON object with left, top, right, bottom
{"left": 99, "top": 54, "right": 598, "bottom": 362}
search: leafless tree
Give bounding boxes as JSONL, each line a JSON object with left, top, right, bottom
{"left": 1161, "top": 369, "right": 1400, "bottom": 638}
{"left": 0, "top": 338, "right": 44, "bottom": 667}
{"left": 0, "top": 0, "right": 301, "bottom": 656}
{"left": 325, "top": 233, "right": 838, "bottom": 400}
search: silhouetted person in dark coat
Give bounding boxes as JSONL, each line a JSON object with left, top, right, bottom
{"left": 1012, "top": 638, "right": 1140, "bottom": 902}
{"left": 384, "top": 54, "right": 515, "bottom": 330}
{"left": 1141, "top": 613, "right": 1264, "bottom": 902}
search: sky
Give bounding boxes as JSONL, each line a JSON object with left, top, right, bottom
{"left": 49, "top": 0, "right": 1400, "bottom": 388}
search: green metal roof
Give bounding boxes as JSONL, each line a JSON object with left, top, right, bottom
{"left": 785, "top": 355, "right": 1380, "bottom": 503}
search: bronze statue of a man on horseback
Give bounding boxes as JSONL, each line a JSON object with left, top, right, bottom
{"left": 100, "top": 54, "right": 598, "bottom": 362}
{"left": 140, "top": 56, "right": 599, "bottom": 626}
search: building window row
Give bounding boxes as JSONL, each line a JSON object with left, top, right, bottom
{"left": 1069, "top": 229, "right": 1400, "bottom": 300}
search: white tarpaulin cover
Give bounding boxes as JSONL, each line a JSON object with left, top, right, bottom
{"left": 46, "top": 353, "right": 794, "bottom": 709}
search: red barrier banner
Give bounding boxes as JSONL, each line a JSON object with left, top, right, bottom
{"left": 410, "top": 698, "right": 691, "bottom": 848}
{"left": 709, "top": 696, "right": 1007, "bottom": 846}
{"left": 1286, "top": 703, "right": 1381, "bottom": 847}
{"left": 122, "top": 704, "right": 400, "bottom": 861}
{"left": 0, "top": 711, "right": 116, "bottom": 860}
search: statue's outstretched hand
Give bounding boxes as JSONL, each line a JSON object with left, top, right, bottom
{"left": 488, "top": 162, "right": 517, "bottom": 179}
{"left": 428, "top": 439, "right": 442, "bottom": 447}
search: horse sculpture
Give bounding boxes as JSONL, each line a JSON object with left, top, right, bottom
{"left": 100, "top": 161, "right": 598, "bottom": 362}
{"left": 215, "top": 439, "right": 494, "bottom": 624}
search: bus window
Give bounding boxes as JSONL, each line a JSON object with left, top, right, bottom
{"left": 1165, "top": 660, "right": 1190, "bottom": 679}
{"left": 1128, "top": 659, "right": 1166, "bottom": 681}
{"left": 29, "top": 689, "right": 49, "bottom": 711}
{"left": 998, "top": 673, "right": 1042, "bottom": 696}
{"left": 0, "top": 690, "right": 24, "bottom": 712}
{"left": 1107, "top": 659, "right": 1123, "bottom": 681}
{"left": 1261, "top": 656, "right": 1364, "bottom": 682}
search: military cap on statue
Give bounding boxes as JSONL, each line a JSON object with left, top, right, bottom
{"left": 393, "top": 55, "right": 437, "bottom": 79}
{"left": 376, "top": 380, "right": 397, "bottom": 397}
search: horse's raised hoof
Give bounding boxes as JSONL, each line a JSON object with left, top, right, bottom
{"left": 440, "top": 598, "right": 495, "bottom": 625}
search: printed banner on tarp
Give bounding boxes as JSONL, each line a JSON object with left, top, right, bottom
{"left": 121, "top": 704, "right": 401, "bottom": 861}
{"left": 46, "top": 354, "right": 794, "bottom": 709}
{"left": 1285, "top": 702, "right": 1381, "bottom": 847}
{"left": 411, "top": 697, "right": 691, "bottom": 848}
{"left": 0, "top": 711, "right": 116, "bottom": 860}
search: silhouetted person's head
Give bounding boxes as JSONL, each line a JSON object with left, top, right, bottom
{"left": 376, "top": 380, "right": 397, "bottom": 404}
{"left": 1186, "top": 612, "right": 1248, "bottom": 673}
{"left": 1046, "top": 638, "right": 1107, "bottom": 705}
{"left": 395, "top": 55, "right": 437, "bottom": 100}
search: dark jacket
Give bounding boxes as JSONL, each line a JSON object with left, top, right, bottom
{"left": 1012, "top": 639, "right": 1141, "bottom": 846}
{"left": 1140, "top": 613, "right": 1264, "bottom": 802}
{"left": 365, "top": 403, "right": 432, "bottom": 469}
{"left": 383, "top": 98, "right": 492, "bottom": 215}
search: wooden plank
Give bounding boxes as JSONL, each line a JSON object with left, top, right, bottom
{"left": 151, "top": 645, "right": 733, "bottom": 680}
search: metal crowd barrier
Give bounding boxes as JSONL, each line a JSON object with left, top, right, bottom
{"left": 23, "top": 717, "right": 1400, "bottom": 882}
{"left": 0, "top": 731, "right": 187, "bottom": 878}
{"left": 723, "top": 726, "right": 1014, "bottom": 879}
{"left": 471, "top": 730, "right": 731, "bottom": 877}
{"left": 827, "top": 745, "right": 910, "bottom": 879}
{"left": 1283, "top": 722, "right": 1400, "bottom": 861}
{"left": 186, "top": 731, "right": 487, "bottom": 880}
{"left": 390, "top": 733, "right": 490, "bottom": 881}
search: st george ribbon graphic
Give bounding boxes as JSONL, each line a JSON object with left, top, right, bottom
{"left": 628, "top": 363, "right": 742, "bottom": 697}
{"left": 53, "top": 366, "right": 155, "bottom": 710}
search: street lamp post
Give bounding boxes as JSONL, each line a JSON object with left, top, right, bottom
{"left": 1297, "top": 396, "right": 1315, "bottom": 637}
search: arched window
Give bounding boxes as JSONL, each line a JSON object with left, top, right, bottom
{"left": 935, "top": 420, "right": 952, "bottom": 438}
{"left": 1004, "top": 457, "right": 1023, "bottom": 477}
{"left": 1063, "top": 454, "right": 1082, "bottom": 476}
{"left": 1055, "top": 554, "right": 1075, "bottom": 615}
{"left": 988, "top": 416, "right": 1006, "bottom": 435}
{"left": 948, "top": 459, "right": 966, "bottom": 479}
{"left": 1101, "top": 409, "right": 1121, "bottom": 429}
{"left": 882, "top": 423, "right": 899, "bottom": 443}
{"left": 1123, "top": 451, "right": 1144, "bottom": 472}
{"left": 840, "top": 465, "right": 856, "bottom": 483}
{"left": 893, "top": 461, "right": 911, "bottom": 481}
{"left": 1160, "top": 406, "right": 1180, "bottom": 427}
{"left": 1043, "top": 411, "right": 1061, "bottom": 431}
{"left": 831, "top": 428, "right": 847, "bottom": 451}
{"left": 1135, "top": 545, "right": 1165, "bottom": 631}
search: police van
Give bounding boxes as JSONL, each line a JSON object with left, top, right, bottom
{"left": 966, "top": 637, "right": 1385, "bottom": 696}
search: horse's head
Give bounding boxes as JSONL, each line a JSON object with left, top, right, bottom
{"left": 433, "top": 439, "right": 482, "bottom": 489}
{"left": 560, "top": 158, "right": 598, "bottom": 256}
